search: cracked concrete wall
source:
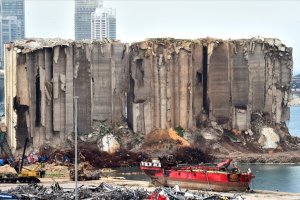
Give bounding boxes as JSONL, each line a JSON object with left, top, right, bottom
{"left": 128, "top": 39, "right": 205, "bottom": 134}
{"left": 128, "top": 38, "right": 292, "bottom": 134}
{"left": 208, "top": 39, "right": 292, "bottom": 131}
{"left": 91, "top": 42, "right": 128, "bottom": 122}
{"left": 4, "top": 38, "right": 292, "bottom": 150}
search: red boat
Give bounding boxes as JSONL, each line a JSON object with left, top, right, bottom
{"left": 140, "top": 157, "right": 254, "bottom": 192}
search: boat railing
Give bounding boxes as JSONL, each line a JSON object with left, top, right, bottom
{"left": 140, "top": 162, "right": 161, "bottom": 168}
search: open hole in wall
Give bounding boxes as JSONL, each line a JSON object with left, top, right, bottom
{"left": 136, "top": 59, "right": 144, "bottom": 86}
{"left": 196, "top": 72, "right": 203, "bottom": 84}
{"left": 17, "top": 54, "right": 26, "bottom": 66}
{"left": 35, "top": 68, "right": 41, "bottom": 126}
{"left": 126, "top": 59, "right": 135, "bottom": 130}
{"left": 13, "top": 96, "right": 29, "bottom": 149}
{"left": 203, "top": 46, "right": 209, "bottom": 113}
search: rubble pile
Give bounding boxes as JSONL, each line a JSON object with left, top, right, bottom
{"left": 76, "top": 148, "right": 148, "bottom": 168}
{"left": 173, "top": 147, "right": 214, "bottom": 164}
{"left": 79, "top": 120, "right": 144, "bottom": 152}
{"left": 43, "top": 163, "right": 69, "bottom": 178}
{"left": 149, "top": 187, "right": 245, "bottom": 200}
{"left": 39, "top": 145, "right": 149, "bottom": 168}
{"left": 142, "top": 128, "right": 190, "bottom": 152}
{"left": 0, "top": 164, "right": 17, "bottom": 174}
{"left": 3, "top": 182, "right": 245, "bottom": 200}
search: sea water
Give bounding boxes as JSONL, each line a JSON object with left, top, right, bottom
{"left": 287, "top": 106, "right": 300, "bottom": 137}
{"left": 240, "top": 164, "right": 300, "bottom": 193}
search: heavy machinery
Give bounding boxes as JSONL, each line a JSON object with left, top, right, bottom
{"left": 0, "top": 137, "right": 45, "bottom": 183}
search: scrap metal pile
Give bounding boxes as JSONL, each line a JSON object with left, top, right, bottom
{"left": 2, "top": 182, "right": 245, "bottom": 200}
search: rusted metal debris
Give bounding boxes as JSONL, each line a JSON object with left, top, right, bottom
{"left": 2, "top": 182, "right": 246, "bottom": 200}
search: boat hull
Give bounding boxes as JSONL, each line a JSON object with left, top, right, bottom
{"left": 141, "top": 162, "right": 254, "bottom": 192}
{"left": 151, "top": 176, "right": 251, "bottom": 192}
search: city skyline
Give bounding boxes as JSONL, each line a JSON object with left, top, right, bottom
{"left": 23, "top": 0, "right": 300, "bottom": 75}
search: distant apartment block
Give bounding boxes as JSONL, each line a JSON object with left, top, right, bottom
{"left": 75, "top": 0, "right": 101, "bottom": 40}
{"left": 91, "top": 7, "right": 116, "bottom": 40}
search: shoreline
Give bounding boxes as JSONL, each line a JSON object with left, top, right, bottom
{"left": 215, "top": 150, "right": 300, "bottom": 164}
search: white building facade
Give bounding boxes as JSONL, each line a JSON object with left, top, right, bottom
{"left": 91, "top": 7, "right": 116, "bottom": 40}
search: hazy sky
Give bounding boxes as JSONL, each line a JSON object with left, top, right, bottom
{"left": 25, "top": 0, "right": 300, "bottom": 74}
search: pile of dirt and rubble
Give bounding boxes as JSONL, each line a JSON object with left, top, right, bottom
{"left": 79, "top": 120, "right": 144, "bottom": 151}
{"left": 43, "top": 163, "right": 70, "bottom": 178}
{"left": 31, "top": 116, "right": 299, "bottom": 165}
{"left": 39, "top": 144, "right": 149, "bottom": 169}
{"left": 142, "top": 128, "right": 190, "bottom": 153}
{"left": 0, "top": 164, "right": 17, "bottom": 174}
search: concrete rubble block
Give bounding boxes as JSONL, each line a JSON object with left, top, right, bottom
{"left": 200, "top": 127, "right": 222, "bottom": 141}
{"left": 232, "top": 107, "right": 247, "bottom": 131}
{"left": 97, "top": 134, "right": 120, "bottom": 153}
{"left": 258, "top": 127, "right": 280, "bottom": 149}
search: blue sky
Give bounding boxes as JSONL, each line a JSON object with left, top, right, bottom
{"left": 25, "top": 0, "right": 300, "bottom": 75}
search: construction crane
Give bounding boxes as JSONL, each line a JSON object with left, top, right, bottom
{"left": 0, "top": 137, "right": 45, "bottom": 183}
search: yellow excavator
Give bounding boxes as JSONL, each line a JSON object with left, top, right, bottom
{"left": 0, "top": 137, "right": 45, "bottom": 183}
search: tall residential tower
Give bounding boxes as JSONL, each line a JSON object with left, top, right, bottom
{"left": 91, "top": 7, "right": 116, "bottom": 40}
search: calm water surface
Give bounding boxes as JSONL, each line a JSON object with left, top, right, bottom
{"left": 240, "top": 164, "right": 300, "bottom": 193}
{"left": 287, "top": 106, "right": 300, "bottom": 137}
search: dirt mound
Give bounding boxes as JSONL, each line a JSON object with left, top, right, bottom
{"left": 0, "top": 164, "right": 17, "bottom": 174}
{"left": 43, "top": 163, "right": 69, "bottom": 174}
{"left": 142, "top": 128, "right": 190, "bottom": 151}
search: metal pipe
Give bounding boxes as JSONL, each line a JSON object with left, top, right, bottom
{"left": 74, "top": 96, "right": 79, "bottom": 200}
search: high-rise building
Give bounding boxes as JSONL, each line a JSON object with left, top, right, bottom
{"left": 91, "top": 7, "right": 116, "bottom": 40}
{"left": 0, "top": 0, "right": 24, "bottom": 38}
{"left": 75, "top": 0, "right": 101, "bottom": 40}
{"left": 0, "top": 16, "right": 17, "bottom": 66}
{"left": 0, "top": 0, "right": 25, "bottom": 69}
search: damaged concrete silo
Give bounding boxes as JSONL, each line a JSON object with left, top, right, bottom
{"left": 4, "top": 39, "right": 129, "bottom": 150}
{"left": 127, "top": 38, "right": 292, "bottom": 134}
{"left": 4, "top": 37, "right": 293, "bottom": 151}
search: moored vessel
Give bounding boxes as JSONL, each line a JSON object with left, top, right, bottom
{"left": 140, "top": 157, "right": 254, "bottom": 192}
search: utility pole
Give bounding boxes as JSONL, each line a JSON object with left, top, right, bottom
{"left": 74, "top": 96, "right": 79, "bottom": 200}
